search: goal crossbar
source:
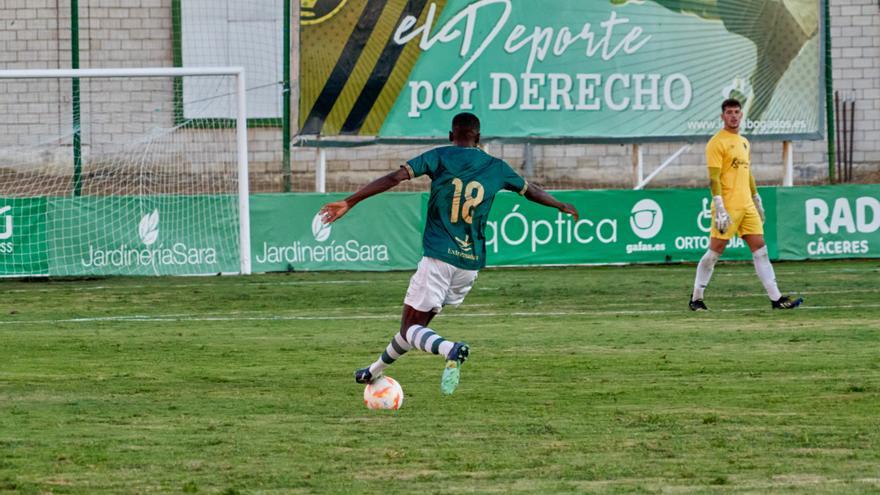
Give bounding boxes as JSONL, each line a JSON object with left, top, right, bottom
{"left": 0, "top": 67, "right": 252, "bottom": 275}
{"left": 0, "top": 67, "right": 244, "bottom": 79}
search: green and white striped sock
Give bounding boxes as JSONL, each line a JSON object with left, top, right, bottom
{"left": 368, "top": 332, "right": 412, "bottom": 377}
{"left": 405, "top": 324, "right": 454, "bottom": 358}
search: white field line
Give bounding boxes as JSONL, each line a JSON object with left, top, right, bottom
{"left": 3, "top": 303, "right": 880, "bottom": 326}
{"left": 476, "top": 287, "right": 880, "bottom": 297}
{"left": 0, "top": 281, "right": 859, "bottom": 297}
{"left": 0, "top": 266, "right": 875, "bottom": 294}
{"left": 602, "top": 267, "right": 879, "bottom": 275}
{"left": 0, "top": 279, "right": 374, "bottom": 294}
{"left": 2, "top": 278, "right": 877, "bottom": 297}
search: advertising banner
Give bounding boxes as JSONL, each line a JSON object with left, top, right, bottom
{"left": 47, "top": 196, "right": 240, "bottom": 276}
{"left": 300, "top": 0, "right": 823, "bottom": 140}
{"left": 485, "top": 188, "right": 777, "bottom": 266}
{"left": 3, "top": 185, "right": 874, "bottom": 277}
{"left": 249, "top": 193, "right": 423, "bottom": 272}
{"left": 777, "top": 185, "right": 880, "bottom": 260}
{"left": 0, "top": 198, "right": 49, "bottom": 276}
{"left": 248, "top": 188, "right": 780, "bottom": 272}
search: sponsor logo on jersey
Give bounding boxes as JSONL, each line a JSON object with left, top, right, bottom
{"left": 454, "top": 235, "right": 473, "bottom": 252}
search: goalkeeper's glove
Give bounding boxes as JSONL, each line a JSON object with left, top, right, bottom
{"left": 753, "top": 194, "right": 765, "bottom": 223}
{"left": 713, "top": 195, "right": 731, "bottom": 234}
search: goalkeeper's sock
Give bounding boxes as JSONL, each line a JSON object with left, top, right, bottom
{"left": 752, "top": 246, "right": 782, "bottom": 301}
{"left": 405, "top": 324, "right": 454, "bottom": 358}
{"left": 367, "top": 332, "right": 413, "bottom": 377}
{"left": 692, "top": 249, "right": 721, "bottom": 301}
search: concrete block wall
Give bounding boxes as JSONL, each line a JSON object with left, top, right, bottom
{"left": 0, "top": 0, "right": 877, "bottom": 193}
{"left": 0, "top": 0, "right": 280, "bottom": 195}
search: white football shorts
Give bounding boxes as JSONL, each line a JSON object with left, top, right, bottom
{"left": 403, "top": 256, "right": 479, "bottom": 313}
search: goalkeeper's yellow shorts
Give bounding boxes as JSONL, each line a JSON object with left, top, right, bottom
{"left": 711, "top": 204, "right": 764, "bottom": 240}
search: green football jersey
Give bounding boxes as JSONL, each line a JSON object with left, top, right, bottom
{"left": 405, "top": 146, "right": 528, "bottom": 270}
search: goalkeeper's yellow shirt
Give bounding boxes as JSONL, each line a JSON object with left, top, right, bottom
{"left": 706, "top": 129, "right": 753, "bottom": 211}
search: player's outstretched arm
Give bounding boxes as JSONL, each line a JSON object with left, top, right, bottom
{"left": 524, "top": 184, "right": 579, "bottom": 221}
{"left": 319, "top": 167, "right": 411, "bottom": 224}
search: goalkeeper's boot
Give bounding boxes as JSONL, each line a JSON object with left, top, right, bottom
{"left": 440, "top": 342, "right": 469, "bottom": 396}
{"left": 354, "top": 367, "right": 378, "bottom": 384}
{"left": 689, "top": 299, "right": 708, "bottom": 311}
{"left": 772, "top": 296, "right": 803, "bottom": 310}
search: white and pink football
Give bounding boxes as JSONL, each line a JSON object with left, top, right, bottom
{"left": 363, "top": 376, "right": 404, "bottom": 410}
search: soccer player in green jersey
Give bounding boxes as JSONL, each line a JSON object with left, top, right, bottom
{"left": 319, "top": 113, "right": 578, "bottom": 395}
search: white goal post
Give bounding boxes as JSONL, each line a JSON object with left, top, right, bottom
{"left": 0, "top": 67, "right": 251, "bottom": 275}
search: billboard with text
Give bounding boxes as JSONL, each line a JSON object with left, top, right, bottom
{"left": 300, "top": 0, "right": 824, "bottom": 140}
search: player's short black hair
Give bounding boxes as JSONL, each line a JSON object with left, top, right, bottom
{"left": 721, "top": 98, "right": 742, "bottom": 112}
{"left": 452, "top": 112, "right": 480, "bottom": 133}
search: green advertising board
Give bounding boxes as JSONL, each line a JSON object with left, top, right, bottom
{"left": 300, "top": 0, "right": 823, "bottom": 141}
{"left": 249, "top": 187, "right": 787, "bottom": 272}
{"left": 245, "top": 185, "right": 880, "bottom": 272}
{"left": 484, "top": 188, "right": 777, "bottom": 266}
{"left": 2, "top": 185, "right": 875, "bottom": 277}
{"left": 777, "top": 185, "right": 880, "bottom": 260}
{"left": 0, "top": 198, "right": 49, "bottom": 276}
{"left": 249, "top": 193, "right": 423, "bottom": 272}
{"left": 47, "top": 196, "right": 240, "bottom": 276}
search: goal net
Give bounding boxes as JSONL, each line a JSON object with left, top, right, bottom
{"left": 0, "top": 67, "right": 251, "bottom": 277}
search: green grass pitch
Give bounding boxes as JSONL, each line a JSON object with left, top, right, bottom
{"left": 1, "top": 260, "right": 879, "bottom": 494}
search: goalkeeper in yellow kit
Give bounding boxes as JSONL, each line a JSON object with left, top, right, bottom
{"left": 689, "top": 98, "right": 803, "bottom": 311}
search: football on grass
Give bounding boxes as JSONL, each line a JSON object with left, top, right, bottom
{"left": 364, "top": 376, "right": 404, "bottom": 410}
